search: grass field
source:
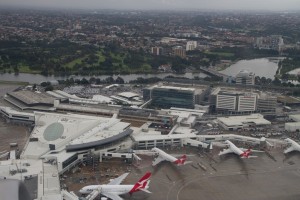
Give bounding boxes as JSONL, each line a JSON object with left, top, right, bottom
{"left": 204, "top": 51, "right": 234, "bottom": 57}
{"left": 18, "top": 65, "right": 41, "bottom": 74}
{"left": 64, "top": 55, "right": 88, "bottom": 68}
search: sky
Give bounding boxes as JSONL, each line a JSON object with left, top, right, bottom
{"left": 0, "top": 0, "right": 299, "bottom": 11}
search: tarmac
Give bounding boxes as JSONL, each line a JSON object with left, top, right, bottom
{"left": 121, "top": 147, "right": 300, "bottom": 200}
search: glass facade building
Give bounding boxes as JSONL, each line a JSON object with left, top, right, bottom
{"left": 151, "top": 87, "right": 195, "bottom": 109}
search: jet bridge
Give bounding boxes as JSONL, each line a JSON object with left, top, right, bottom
{"left": 183, "top": 138, "right": 210, "bottom": 148}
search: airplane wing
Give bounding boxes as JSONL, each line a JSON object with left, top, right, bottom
{"left": 107, "top": 173, "right": 129, "bottom": 185}
{"left": 152, "top": 155, "right": 165, "bottom": 166}
{"left": 240, "top": 148, "right": 264, "bottom": 153}
{"left": 85, "top": 188, "right": 101, "bottom": 200}
{"left": 102, "top": 192, "right": 123, "bottom": 200}
{"left": 284, "top": 146, "right": 295, "bottom": 154}
{"left": 219, "top": 148, "right": 233, "bottom": 156}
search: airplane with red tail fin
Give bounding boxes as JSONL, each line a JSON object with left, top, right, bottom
{"left": 79, "top": 172, "right": 151, "bottom": 200}
{"left": 218, "top": 140, "right": 263, "bottom": 158}
{"left": 151, "top": 147, "right": 192, "bottom": 166}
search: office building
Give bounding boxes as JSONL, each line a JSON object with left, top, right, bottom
{"left": 173, "top": 46, "right": 186, "bottom": 58}
{"left": 257, "top": 93, "right": 277, "bottom": 113}
{"left": 151, "top": 47, "right": 163, "bottom": 55}
{"left": 237, "top": 94, "right": 257, "bottom": 112}
{"left": 212, "top": 87, "right": 276, "bottom": 114}
{"left": 236, "top": 70, "right": 255, "bottom": 85}
{"left": 144, "top": 85, "right": 205, "bottom": 109}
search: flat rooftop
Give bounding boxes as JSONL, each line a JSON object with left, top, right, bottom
{"left": 21, "top": 112, "right": 130, "bottom": 159}
{"left": 152, "top": 85, "right": 196, "bottom": 92}
{"left": 118, "top": 92, "right": 140, "bottom": 99}
{"left": 277, "top": 96, "right": 300, "bottom": 104}
{"left": 289, "top": 114, "right": 300, "bottom": 122}
{"left": 217, "top": 114, "right": 271, "bottom": 126}
{"left": 7, "top": 90, "right": 55, "bottom": 105}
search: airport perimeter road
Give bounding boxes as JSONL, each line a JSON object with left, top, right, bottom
{"left": 125, "top": 149, "right": 300, "bottom": 200}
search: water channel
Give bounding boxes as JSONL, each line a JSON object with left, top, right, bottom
{"left": 0, "top": 57, "right": 285, "bottom": 84}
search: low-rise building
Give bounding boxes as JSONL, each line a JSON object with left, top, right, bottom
{"left": 186, "top": 41, "right": 197, "bottom": 51}
{"left": 217, "top": 114, "right": 271, "bottom": 131}
{"left": 235, "top": 70, "right": 255, "bottom": 85}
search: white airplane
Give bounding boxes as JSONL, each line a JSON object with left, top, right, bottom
{"left": 151, "top": 147, "right": 192, "bottom": 166}
{"left": 79, "top": 172, "right": 151, "bottom": 200}
{"left": 218, "top": 140, "right": 261, "bottom": 158}
{"left": 284, "top": 138, "right": 300, "bottom": 154}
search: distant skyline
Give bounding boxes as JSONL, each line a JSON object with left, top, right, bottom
{"left": 0, "top": 0, "right": 300, "bottom": 11}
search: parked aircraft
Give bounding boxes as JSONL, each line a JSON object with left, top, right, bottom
{"left": 218, "top": 140, "right": 262, "bottom": 158}
{"left": 79, "top": 172, "right": 151, "bottom": 200}
{"left": 284, "top": 138, "right": 300, "bottom": 154}
{"left": 151, "top": 147, "right": 192, "bottom": 166}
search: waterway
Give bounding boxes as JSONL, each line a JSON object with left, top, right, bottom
{"left": 0, "top": 72, "right": 207, "bottom": 84}
{"left": 220, "top": 57, "right": 284, "bottom": 79}
{"left": 0, "top": 57, "right": 284, "bottom": 84}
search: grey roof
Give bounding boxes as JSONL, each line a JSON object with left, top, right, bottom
{"left": 65, "top": 128, "right": 133, "bottom": 152}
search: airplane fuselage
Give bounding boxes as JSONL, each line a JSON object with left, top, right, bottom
{"left": 152, "top": 147, "right": 177, "bottom": 163}
{"left": 226, "top": 140, "right": 244, "bottom": 155}
{"left": 80, "top": 184, "right": 134, "bottom": 195}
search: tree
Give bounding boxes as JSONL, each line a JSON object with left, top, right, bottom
{"left": 272, "top": 77, "right": 281, "bottom": 86}
{"left": 95, "top": 78, "right": 101, "bottom": 84}
{"left": 45, "top": 85, "right": 53, "bottom": 91}
{"left": 261, "top": 76, "right": 267, "bottom": 85}
{"left": 81, "top": 78, "right": 89, "bottom": 85}
{"left": 105, "top": 76, "right": 114, "bottom": 84}
{"left": 40, "top": 82, "right": 50, "bottom": 87}
{"left": 115, "top": 76, "right": 125, "bottom": 84}
{"left": 282, "top": 73, "right": 289, "bottom": 80}
{"left": 255, "top": 76, "right": 261, "bottom": 85}
{"left": 89, "top": 77, "right": 96, "bottom": 84}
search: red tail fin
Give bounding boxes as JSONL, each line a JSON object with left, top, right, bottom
{"left": 240, "top": 149, "right": 251, "bottom": 158}
{"left": 174, "top": 155, "right": 186, "bottom": 165}
{"left": 129, "top": 172, "right": 151, "bottom": 194}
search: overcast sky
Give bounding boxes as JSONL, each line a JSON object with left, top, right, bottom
{"left": 0, "top": 0, "right": 299, "bottom": 11}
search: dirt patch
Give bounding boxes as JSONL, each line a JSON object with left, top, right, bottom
{"left": 0, "top": 118, "right": 30, "bottom": 154}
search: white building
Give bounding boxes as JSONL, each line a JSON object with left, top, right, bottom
{"left": 285, "top": 122, "right": 300, "bottom": 132}
{"left": 285, "top": 114, "right": 300, "bottom": 132}
{"left": 216, "top": 94, "right": 237, "bottom": 110}
{"left": 237, "top": 94, "right": 257, "bottom": 112}
{"left": 217, "top": 114, "right": 271, "bottom": 131}
{"left": 186, "top": 41, "right": 197, "bottom": 51}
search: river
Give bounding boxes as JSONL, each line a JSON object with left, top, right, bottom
{"left": 220, "top": 58, "right": 284, "bottom": 79}
{"left": 0, "top": 72, "right": 207, "bottom": 84}
{"left": 0, "top": 57, "right": 282, "bottom": 83}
